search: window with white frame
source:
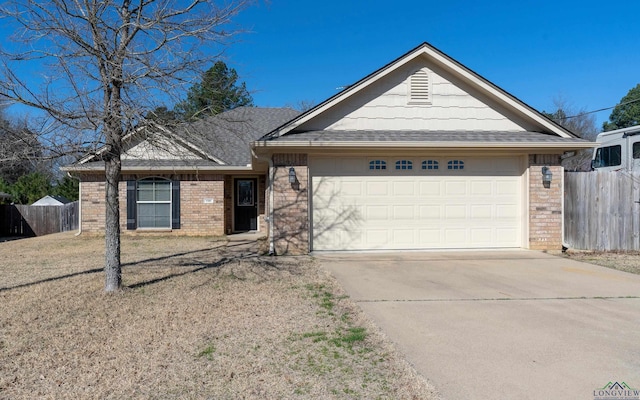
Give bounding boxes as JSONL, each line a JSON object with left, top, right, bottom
{"left": 422, "top": 160, "right": 439, "bottom": 170}
{"left": 447, "top": 160, "right": 465, "bottom": 170}
{"left": 136, "top": 178, "right": 171, "bottom": 228}
{"left": 395, "top": 160, "right": 413, "bottom": 170}
{"left": 369, "top": 160, "right": 387, "bottom": 170}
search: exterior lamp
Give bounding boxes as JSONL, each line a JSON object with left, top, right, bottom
{"left": 542, "top": 166, "right": 552, "bottom": 187}
{"left": 288, "top": 167, "right": 297, "bottom": 184}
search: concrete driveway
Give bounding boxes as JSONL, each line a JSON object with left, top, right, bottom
{"left": 318, "top": 251, "right": 640, "bottom": 400}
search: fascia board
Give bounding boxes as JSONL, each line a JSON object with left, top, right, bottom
{"left": 253, "top": 140, "right": 596, "bottom": 151}
{"left": 62, "top": 165, "right": 253, "bottom": 173}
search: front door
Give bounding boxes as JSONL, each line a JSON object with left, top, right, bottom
{"left": 234, "top": 178, "right": 257, "bottom": 232}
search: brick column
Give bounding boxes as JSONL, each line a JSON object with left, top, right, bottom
{"left": 528, "top": 154, "right": 563, "bottom": 250}
{"left": 272, "top": 154, "right": 309, "bottom": 255}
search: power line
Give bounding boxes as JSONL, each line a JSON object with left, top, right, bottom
{"left": 564, "top": 97, "right": 640, "bottom": 119}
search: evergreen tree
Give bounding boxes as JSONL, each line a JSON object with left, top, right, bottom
{"left": 53, "top": 175, "right": 79, "bottom": 201}
{"left": 175, "top": 61, "right": 253, "bottom": 120}
{"left": 603, "top": 84, "right": 640, "bottom": 131}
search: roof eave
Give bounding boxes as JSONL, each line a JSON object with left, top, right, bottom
{"left": 62, "top": 165, "right": 254, "bottom": 173}
{"left": 253, "top": 140, "right": 595, "bottom": 151}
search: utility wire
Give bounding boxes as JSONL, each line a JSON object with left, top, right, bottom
{"left": 564, "top": 97, "right": 640, "bottom": 119}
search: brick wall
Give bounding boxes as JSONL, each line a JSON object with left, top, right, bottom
{"left": 272, "top": 154, "right": 309, "bottom": 255}
{"left": 179, "top": 177, "right": 225, "bottom": 236}
{"left": 79, "top": 173, "right": 231, "bottom": 236}
{"left": 80, "top": 180, "right": 106, "bottom": 233}
{"left": 528, "top": 154, "right": 563, "bottom": 250}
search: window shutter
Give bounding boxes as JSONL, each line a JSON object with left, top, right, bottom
{"left": 171, "top": 180, "right": 180, "bottom": 229}
{"left": 126, "top": 181, "right": 136, "bottom": 230}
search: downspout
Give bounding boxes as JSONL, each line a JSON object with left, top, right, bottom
{"left": 251, "top": 147, "right": 275, "bottom": 255}
{"left": 561, "top": 166, "right": 567, "bottom": 250}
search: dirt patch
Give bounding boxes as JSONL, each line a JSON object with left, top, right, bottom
{"left": 0, "top": 232, "right": 439, "bottom": 399}
{"left": 562, "top": 250, "right": 640, "bottom": 275}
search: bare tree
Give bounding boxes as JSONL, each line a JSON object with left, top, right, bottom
{"left": 0, "top": 0, "right": 254, "bottom": 291}
{"left": 0, "top": 107, "right": 43, "bottom": 183}
{"left": 542, "top": 98, "right": 598, "bottom": 171}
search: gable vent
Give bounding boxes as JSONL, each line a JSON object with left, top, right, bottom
{"left": 409, "top": 69, "right": 431, "bottom": 104}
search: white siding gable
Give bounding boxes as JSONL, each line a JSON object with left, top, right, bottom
{"left": 299, "top": 58, "right": 532, "bottom": 133}
{"left": 122, "top": 135, "right": 201, "bottom": 160}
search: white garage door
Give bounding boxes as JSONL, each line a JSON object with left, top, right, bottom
{"left": 310, "top": 156, "right": 524, "bottom": 251}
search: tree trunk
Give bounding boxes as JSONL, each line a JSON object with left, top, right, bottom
{"left": 104, "top": 155, "right": 122, "bottom": 292}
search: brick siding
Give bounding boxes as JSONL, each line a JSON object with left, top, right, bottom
{"left": 78, "top": 173, "right": 264, "bottom": 237}
{"left": 272, "top": 154, "right": 309, "bottom": 255}
{"left": 528, "top": 155, "right": 563, "bottom": 250}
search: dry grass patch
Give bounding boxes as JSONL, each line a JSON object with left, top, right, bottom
{"left": 0, "top": 233, "right": 438, "bottom": 399}
{"left": 562, "top": 250, "right": 640, "bottom": 275}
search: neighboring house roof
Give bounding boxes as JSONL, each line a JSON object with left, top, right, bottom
{"left": 66, "top": 107, "right": 299, "bottom": 172}
{"left": 32, "top": 195, "right": 71, "bottom": 206}
{"left": 256, "top": 42, "right": 593, "bottom": 151}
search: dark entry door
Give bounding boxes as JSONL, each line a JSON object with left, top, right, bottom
{"left": 234, "top": 178, "right": 257, "bottom": 231}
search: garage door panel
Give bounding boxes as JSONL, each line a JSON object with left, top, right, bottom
{"left": 341, "top": 182, "right": 363, "bottom": 196}
{"left": 366, "top": 205, "right": 389, "bottom": 220}
{"left": 445, "top": 205, "right": 467, "bottom": 219}
{"left": 311, "top": 156, "right": 523, "bottom": 251}
{"left": 419, "top": 205, "right": 441, "bottom": 219}
{"left": 445, "top": 229, "right": 467, "bottom": 244}
{"left": 419, "top": 229, "right": 441, "bottom": 246}
{"left": 393, "top": 181, "right": 415, "bottom": 195}
{"left": 471, "top": 228, "right": 493, "bottom": 244}
{"left": 497, "top": 204, "right": 518, "bottom": 219}
{"left": 366, "top": 181, "right": 389, "bottom": 196}
{"left": 445, "top": 181, "right": 467, "bottom": 195}
{"left": 366, "top": 230, "right": 389, "bottom": 246}
{"left": 497, "top": 228, "right": 519, "bottom": 246}
{"left": 496, "top": 180, "right": 518, "bottom": 195}
{"left": 470, "top": 205, "right": 492, "bottom": 219}
{"left": 393, "top": 205, "right": 415, "bottom": 219}
{"left": 420, "top": 181, "right": 441, "bottom": 195}
{"left": 470, "top": 181, "right": 493, "bottom": 195}
{"left": 393, "top": 229, "right": 415, "bottom": 245}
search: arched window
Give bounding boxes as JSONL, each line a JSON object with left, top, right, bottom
{"left": 395, "top": 160, "right": 413, "bottom": 170}
{"left": 369, "top": 160, "right": 387, "bottom": 170}
{"left": 422, "top": 160, "right": 439, "bottom": 170}
{"left": 447, "top": 160, "right": 465, "bottom": 170}
{"left": 136, "top": 178, "right": 172, "bottom": 228}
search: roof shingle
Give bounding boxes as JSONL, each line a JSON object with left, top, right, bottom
{"left": 175, "top": 107, "right": 299, "bottom": 165}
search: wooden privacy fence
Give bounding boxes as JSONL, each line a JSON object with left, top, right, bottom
{"left": 0, "top": 201, "right": 79, "bottom": 237}
{"left": 564, "top": 171, "right": 640, "bottom": 250}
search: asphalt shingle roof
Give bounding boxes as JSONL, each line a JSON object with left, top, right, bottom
{"left": 175, "top": 107, "right": 300, "bottom": 165}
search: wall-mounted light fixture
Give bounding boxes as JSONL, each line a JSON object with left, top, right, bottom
{"left": 288, "top": 167, "right": 297, "bottom": 184}
{"left": 542, "top": 166, "right": 552, "bottom": 187}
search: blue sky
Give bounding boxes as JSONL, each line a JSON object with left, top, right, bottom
{"left": 224, "top": 0, "right": 639, "bottom": 128}
{"left": 2, "top": 0, "right": 638, "bottom": 130}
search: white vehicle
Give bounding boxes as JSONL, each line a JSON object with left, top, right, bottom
{"left": 591, "top": 125, "right": 640, "bottom": 172}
